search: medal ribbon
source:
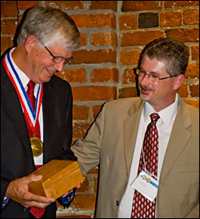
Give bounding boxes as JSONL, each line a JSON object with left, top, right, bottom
{"left": 3, "top": 51, "right": 43, "bottom": 132}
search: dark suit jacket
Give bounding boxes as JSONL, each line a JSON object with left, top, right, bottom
{"left": 1, "top": 58, "right": 76, "bottom": 218}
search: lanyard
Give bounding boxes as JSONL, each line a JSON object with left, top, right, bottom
{"left": 3, "top": 50, "right": 43, "bottom": 131}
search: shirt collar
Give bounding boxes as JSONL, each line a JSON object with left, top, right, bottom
{"left": 143, "top": 94, "right": 179, "bottom": 128}
{"left": 10, "top": 48, "right": 30, "bottom": 89}
{"left": 9, "top": 48, "right": 37, "bottom": 91}
{"left": 158, "top": 94, "right": 179, "bottom": 128}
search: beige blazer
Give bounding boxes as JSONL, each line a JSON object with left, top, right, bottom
{"left": 72, "top": 97, "right": 199, "bottom": 218}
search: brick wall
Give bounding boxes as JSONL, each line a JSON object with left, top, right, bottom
{"left": 1, "top": 1, "right": 199, "bottom": 218}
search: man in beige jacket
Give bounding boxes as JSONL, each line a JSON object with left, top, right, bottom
{"left": 71, "top": 38, "right": 199, "bottom": 218}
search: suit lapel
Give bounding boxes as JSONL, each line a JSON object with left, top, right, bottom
{"left": 159, "top": 100, "right": 192, "bottom": 182}
{"left": 1, "top": 65, "right": 31, "bottom": 154}
{"left": 124, "top": 99, "right": 143, "bottom": 174}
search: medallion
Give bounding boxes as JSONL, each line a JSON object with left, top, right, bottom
{"left": 30, "top": 137, "right": 43, "bottom": 157}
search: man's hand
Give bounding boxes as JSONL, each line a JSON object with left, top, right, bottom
{"left": 5, "top": 174, "right": 55, "bottom": 208}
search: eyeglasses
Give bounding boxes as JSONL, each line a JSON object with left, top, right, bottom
{"left": 133, "top": 68, "right": 180, "bottom": 83}
{"left": 40, "top": 41, "right": 73, "bottom": 64}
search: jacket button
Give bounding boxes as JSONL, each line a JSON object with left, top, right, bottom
{"left": 116, "top": 200, "right": 119, "bottom": 206}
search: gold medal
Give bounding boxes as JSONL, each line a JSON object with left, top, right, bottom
{"left": 30, "top": 137, "right": 43, "bottom": 157}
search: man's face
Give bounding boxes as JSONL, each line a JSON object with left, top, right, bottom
{"left": 138, "top": 56, "right": 180, "bottom": 111}
{"left": 28, "top": 42, "right": 73, "bottom": 84}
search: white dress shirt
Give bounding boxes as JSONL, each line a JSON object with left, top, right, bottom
{"left": 118, "top": 95, "right": 179, "bottom": 218}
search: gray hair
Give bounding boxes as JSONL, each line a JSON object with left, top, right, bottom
{"left": 16, "top": 6, "right": 81, "bottom": 50}
{"left": 138, "top": 37, "right": 189, "bottom": 76}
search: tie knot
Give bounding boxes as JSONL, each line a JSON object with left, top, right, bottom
{"left": 27, "top": 80, "right": 35, "bottom": 91}
{"left": 150, "top": 113, "right": 160, "bottom": 123}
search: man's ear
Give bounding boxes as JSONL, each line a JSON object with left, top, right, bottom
{"left": 173, "top": 74, "right": 184, "bottom": 91}
{"left": 24, "top": 35, "right": 37, "bottom": 53}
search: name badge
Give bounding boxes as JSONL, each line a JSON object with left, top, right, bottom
{"left": 131, "top": 170, "right": 158, "bottom": 202}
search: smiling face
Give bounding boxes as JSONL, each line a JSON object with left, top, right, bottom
{"left": 19, "top": 35, "right": 73, "bottom": 84}
{"left": 138, "top": 55, "right": 184, "bottom": 111}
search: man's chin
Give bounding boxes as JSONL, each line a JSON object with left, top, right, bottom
{"left": 140, "top": 93, "right": 150, "bottom": 101}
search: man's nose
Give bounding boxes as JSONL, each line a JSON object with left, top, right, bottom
{"left": 140, "top": 73, "right": 151, "bottom": 84}
{"left": 54, "top": 61, "right": 65, "bottom": 72}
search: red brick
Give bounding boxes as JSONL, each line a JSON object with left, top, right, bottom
{"left": 120, "top": 49, "right": 141, "bottom": 65}
{"left": 183, "top": 99, "right": 199, "bottom": 108}
{"left": 119, "top": 87, "right": 138, "bottom": 98}
{"left": 55, "top": 68, "right": 87, "bottom": 83}
{"left": 183, "top": 9, "right": 199, "bottom": 25}
{"left": 121, "top": 31, "right": 164, "bottom": 46}
{"left": 1, "top": 1, "right": 18, "bottom": 17}
{"left": 122, "top": 1, "right": 162, "bottom": 12}
{"left": 72, "top": 49, "right": 116, "bottom": 64}
{"left": 45, "top": 1, "right": 85, "bottom": 10}
{"left": 1, "top": 37, "right": 14, "bottom": 54}
{"left": 122, "top": 68, "right": 137, "bottom": 84}
{"left": 178, "top": 82, "right": 188, "bottom": 97}
{"left": 72, "top": 194, "right": 96, "bottom": 210}
{"left": 92, "top": 105, "right": 103, "bottom": 119}
{"left": 80, "top": 33, "right": 87, "bottom": 47}
{"left": 73, "top": 123, "right": 91, "bottom": 139}
{"left": 1, "top": 19, "right": 18, "bottom": 35}
{"left": 164, "top": 1, "right": 199, "bottom": 8}
{"left": 191, "top": 45, "right": 199, "bottom": 61}
{"left": 119, "top": 14, "right": 137, "bottom": 30}
{"left": 91, "top": 68, "right": 119, "bottom": 83}
{"left": 90, "top": 1, "right": 117, "bottom": 11}
{"left": 190, "top": 84, "right": 199, "bottom": 97}
{"left": 185, "top": 63, "right": 199, "bottom": 78}
{"left": 72, "top": 86, "right": 117, "bottom": 101}
{"left": 17, "top": 1, "right": 39, "bottom": 10}
{"left": 165, "top": 27, "right": 199, "bottom": 43}
{"left": 76, "top": 177, "right": 89, "bottom": 192}
{"left": 73, "top": 105, "right": 90, "bottom": 120}
{"left": 91, "top": 32, "right": 117, "bottom": 47}
{"left": 87, "top": 166, "right": 99, "bottom": 175}
{"left": 160, "top": 11, "right": 182, "bottom": 27}
{"left": 70, "top": 13, "right": 116, "bottom": 28}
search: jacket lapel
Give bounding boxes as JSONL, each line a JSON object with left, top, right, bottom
{"left": 159, "top": 100, "right": 192, "bottom": 182}
{"left": 1, "top": 65, "right": 31, "bottom": 154}
{"left": 124, "top": 98, "right": 144, "bottom": 174}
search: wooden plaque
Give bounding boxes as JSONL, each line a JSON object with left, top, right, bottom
{"left": 28, "top": 160, "right": 84, "bottom": 200}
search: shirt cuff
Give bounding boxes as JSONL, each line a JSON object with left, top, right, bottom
{"left": 2, "top": 197, "right": 9, "bottom": 208}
